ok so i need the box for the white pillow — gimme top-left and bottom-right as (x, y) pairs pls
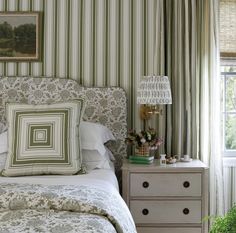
(80, 121), (115, 155)
(0, 131), (7, 154)
(82, 147), (114, 170)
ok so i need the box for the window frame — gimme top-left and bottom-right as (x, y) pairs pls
(221, 68), (236, 157)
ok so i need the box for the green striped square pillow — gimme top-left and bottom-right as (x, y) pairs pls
(2, 99), (84, 177)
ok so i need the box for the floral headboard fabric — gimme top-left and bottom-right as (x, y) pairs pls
(0, 77), (127, 178)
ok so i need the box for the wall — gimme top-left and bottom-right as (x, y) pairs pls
(0, 0), (165, 132)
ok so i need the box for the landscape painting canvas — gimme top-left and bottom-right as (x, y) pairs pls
(0, 12), (40, 61)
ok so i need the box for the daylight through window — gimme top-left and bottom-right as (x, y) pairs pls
(221, 64), (236, 156)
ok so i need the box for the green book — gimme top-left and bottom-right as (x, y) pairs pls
(129, 155), (154, 161)
(129, 158), (154, 164)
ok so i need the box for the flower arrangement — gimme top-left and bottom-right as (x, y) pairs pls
(125, 128), (163, 150)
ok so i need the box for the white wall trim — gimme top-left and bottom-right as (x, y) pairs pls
(223, 157), (236, 167)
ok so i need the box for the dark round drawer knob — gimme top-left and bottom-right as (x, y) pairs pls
(142, 181), (149, 188)
(183, 181), (190, 188)
(142, 209), (149, 215)
(183, 208), (190, 215)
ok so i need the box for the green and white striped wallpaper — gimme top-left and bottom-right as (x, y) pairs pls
(0, 0), (166, 131)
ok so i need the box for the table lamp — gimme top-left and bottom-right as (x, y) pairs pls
(137, 75), (172, 120)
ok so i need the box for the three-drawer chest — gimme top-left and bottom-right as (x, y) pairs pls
(122, 159), (209, 233)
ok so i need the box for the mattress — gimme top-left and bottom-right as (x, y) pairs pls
(0, 169), (119, 193)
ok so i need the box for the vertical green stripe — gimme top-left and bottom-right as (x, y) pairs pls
(105, 0), (109, 86)
(41, 0), (45, 75)
(67, 0), (71, 79)
(79, 0), (83, 84)
(29, 63), (31, 76)
(143, 0), (146, 75)
(32, 0), (34, 10)
(4, 0), (7, 79)
(54, 0), (58, 77)
(163, 0), (168, 73)
(29, 0), (33, 76)
(117, 0), (121, 86)
(3, 0), (6, 77)
(92, 0), (96, 85)
(3, 62), (6, 76)
(16, 0), (20, 77)
(17, 0), (20, 10)
(30, 0), (32, 11)
(130, 0), (134, 128)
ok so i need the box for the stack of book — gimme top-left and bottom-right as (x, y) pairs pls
(129, 155), (154, 164)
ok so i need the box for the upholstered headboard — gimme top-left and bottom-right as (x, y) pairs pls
(0, 77), (127, 179)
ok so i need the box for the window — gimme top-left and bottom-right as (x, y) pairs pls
(220, 0), (236, 158)
(221, 63), (236, 156)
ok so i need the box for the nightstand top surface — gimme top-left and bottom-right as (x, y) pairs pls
(122, 159), (208, 172)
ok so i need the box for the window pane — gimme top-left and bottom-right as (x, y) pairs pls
(221, 66), (236, 72)
(226, 75), (236, 111)
(221, 75), (224, 108)
(221, 64), (236, 155)
(225, 114), (236, 150)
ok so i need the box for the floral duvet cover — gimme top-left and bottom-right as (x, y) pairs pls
(0, 183), (137, 233)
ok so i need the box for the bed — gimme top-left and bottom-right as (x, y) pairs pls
(0, 76), (136, 233)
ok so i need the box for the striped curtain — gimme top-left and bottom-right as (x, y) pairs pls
(164, 0), (225, 217)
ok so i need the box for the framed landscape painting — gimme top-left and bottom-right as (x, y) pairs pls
(0, 12), (41, 61)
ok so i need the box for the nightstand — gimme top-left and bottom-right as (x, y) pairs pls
(122, 159), (209, 233)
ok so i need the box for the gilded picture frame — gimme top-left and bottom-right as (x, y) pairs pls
(0, 12), (41, 61)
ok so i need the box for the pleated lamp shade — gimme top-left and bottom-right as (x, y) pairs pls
(137, 75), (172, 105)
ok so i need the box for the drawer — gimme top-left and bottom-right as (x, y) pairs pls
(130, 173), (201, 197)
(137, 227), (202, 233)
(130, 200), (202, 224)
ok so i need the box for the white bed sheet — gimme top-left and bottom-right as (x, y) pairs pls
(0, 169), (119, 191)
(0, 157), (119, 192)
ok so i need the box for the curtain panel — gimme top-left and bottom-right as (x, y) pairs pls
(164, 0), (224, 217)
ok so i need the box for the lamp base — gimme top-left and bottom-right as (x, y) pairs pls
(139, 105), (162, 120)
